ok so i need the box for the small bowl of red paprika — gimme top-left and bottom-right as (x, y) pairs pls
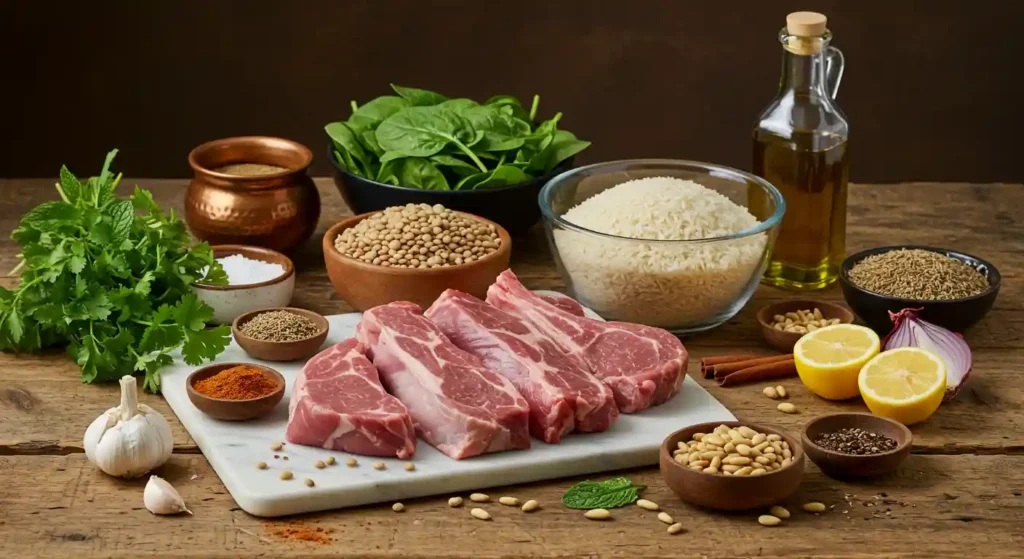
(187, 363), (285, 421)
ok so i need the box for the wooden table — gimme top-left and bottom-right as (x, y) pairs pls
(1, 179), (1022, 558)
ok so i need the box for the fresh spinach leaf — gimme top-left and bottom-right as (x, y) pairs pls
(472, 165), (531, 190)
(561, 477), (646, 510)
(439, 98), (480, 112)
(461, 106), (531, 152)
(348, 95), (409, 129)
(326, 122), (373, 176)
(528, 130), (591, 173)
(376, 106), (487, 172)
(484, 95), (531, 122)
(429, 154), (480, 173)
(359, 130), (384, 157)
(391, 158), (450, 190)
(391, 84), (448, 106)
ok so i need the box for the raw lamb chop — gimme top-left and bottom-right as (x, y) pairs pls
(539, 293), (588, 318)
(286, 339), (416, 458)
(425, 289), (618, 443)
(486, 270), (687, 413)
(356, 301), (531, 459)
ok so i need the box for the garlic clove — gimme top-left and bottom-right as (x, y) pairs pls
(144, 475), (193, 516)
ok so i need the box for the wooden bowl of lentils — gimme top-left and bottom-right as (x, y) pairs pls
(231, 307), (329, 361)
(322, 204), (512, 311)
(839, 246), (1000, 333)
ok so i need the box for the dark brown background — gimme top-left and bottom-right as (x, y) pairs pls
(2, 0), (1021, 181)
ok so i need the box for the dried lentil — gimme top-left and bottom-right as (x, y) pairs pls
(333, 203), (502, 269)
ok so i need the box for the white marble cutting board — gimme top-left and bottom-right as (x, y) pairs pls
(160, 295), (735, 517)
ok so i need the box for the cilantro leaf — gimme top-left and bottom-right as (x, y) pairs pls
(172, 293), (211, 331)
(182, 325), (231, 366)
(1, 309), (25, 344)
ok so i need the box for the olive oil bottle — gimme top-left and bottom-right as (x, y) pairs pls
(751, 12), (849, 290)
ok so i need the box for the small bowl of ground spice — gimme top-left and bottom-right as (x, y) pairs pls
(187, 363), (286, 420)
(801, 413), (912, 479)
(232, 307), (329, 362)
(840, 246), (1000, 333)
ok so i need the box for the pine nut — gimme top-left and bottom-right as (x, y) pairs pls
(784, 448), (793, 459)
(584, 508), (611, 520)
(770, 505), (791, 519)
(767, 434), (782, 442)
(704, 434), (726, 446)
(751, 433), (767, 446)
(710, 456), (723, 470)
(392, 502), (405, 512)
(755, 456), (771, 465)
(753, 441), (771, 452)
(657, 512), (674, 524)
(270, 442), (283, 451)
(723, 456), (751, 466)
(777, 403), (798, 414)
(667, 522), (685, 534)
(636, 499), (659, 511)
(736, 444), (752, 456)
(758, 515), (781, 526)
(692, 432), (706, 441)
(750, 468), (767, 476)
(762, 386), (779, 399)
(722, 464), (742, 473)
(775, 385), (788, 398)
(521, 500), (539, 512)
(471, 508), (491, 520)
(735, 466), (754, 476)
(675, 454), (688, 465)
(803, 502), (827, 513)
(677, 441), (688, 450)
(470, 493), (490, 503)
(499, 496), (519, 506)
(737, 426), (757, 438)
(691, 460), (710, 468)
(448, 496), (463, 507)
(724, 442), (736, 453)
(700, 450), (725, 460)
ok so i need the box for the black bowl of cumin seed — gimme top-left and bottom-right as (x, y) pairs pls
(839, 246), (1000, 333)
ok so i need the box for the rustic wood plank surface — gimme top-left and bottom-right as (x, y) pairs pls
(1, 179), (1021, 558)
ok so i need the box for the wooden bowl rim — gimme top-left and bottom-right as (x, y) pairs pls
(186, 362), (285, 404)
(801, 412), (913, 460)
(839, 245), (1001, 303)
(192, 245), (295, 291)
(755, 299), (855, 331)
(231, 307), (330, 346)
(661, 420), (804, 480)
(321, 211), (512, 277)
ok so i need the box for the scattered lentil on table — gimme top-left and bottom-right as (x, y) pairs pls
(192, 365), (277, 400)
(813, 428), (898, 455)
(239, 310), (321, 342)
(847, 248), (989, 300)
(333, 203), (502, 268)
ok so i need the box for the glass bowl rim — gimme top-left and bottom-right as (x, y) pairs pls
(538, 158), (787, 244)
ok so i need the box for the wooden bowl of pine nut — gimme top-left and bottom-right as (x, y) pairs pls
(756, 300), (855, 352)
(659, 421), (805, 511)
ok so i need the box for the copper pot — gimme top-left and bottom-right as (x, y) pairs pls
(186, 136), (321, 254)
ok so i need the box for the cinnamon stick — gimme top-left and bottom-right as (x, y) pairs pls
(700, 354), (760, 378)
(710, 354), (793, 380)
(717, 359), (798, 387)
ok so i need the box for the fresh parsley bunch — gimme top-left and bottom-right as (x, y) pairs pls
(0, 150), (231, 392)
(326, 84), (591, 190)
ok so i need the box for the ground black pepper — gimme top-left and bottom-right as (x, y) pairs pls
(813, 427), (898, 455)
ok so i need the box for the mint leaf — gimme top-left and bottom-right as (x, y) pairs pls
(22, 201), (79, 226)
(59, 166), (83, 204)
(562, 477), (646, 510)
(107, 199), (134, 243)
(96, 149), (119, 204)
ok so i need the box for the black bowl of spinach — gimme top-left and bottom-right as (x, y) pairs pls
(326, 84), (590, 236)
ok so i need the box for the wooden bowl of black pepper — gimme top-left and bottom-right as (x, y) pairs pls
(802, 413), (912, 479)
(232, 307), (329, 362)
(839, 246), (1000, 333)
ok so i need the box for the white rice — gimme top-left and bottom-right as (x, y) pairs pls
(553, 177), (767, 328)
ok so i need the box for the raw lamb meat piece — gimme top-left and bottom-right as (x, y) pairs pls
(286, 339), (416, 458)
(486, 270), (687, 413)
(425, 289), (618, 443)
(539, 293), (589, 318)
(356, 301), (531, 459)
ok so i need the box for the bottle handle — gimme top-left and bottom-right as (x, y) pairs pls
(825, 46), (845, 99)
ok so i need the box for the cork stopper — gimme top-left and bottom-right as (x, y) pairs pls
(786, 12), (827, 37)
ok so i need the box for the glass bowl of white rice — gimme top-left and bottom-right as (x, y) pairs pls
(539, 159), (785, 334)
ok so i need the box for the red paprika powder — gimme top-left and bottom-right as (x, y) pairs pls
(194, 365), (277, 400)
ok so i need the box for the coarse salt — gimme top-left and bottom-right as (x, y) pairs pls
(216, 254), (285, 285)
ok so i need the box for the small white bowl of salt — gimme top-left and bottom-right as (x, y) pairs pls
(192, 245), (295, 324)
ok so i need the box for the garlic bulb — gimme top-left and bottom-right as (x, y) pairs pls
(83, 375), (173, 478)
(144, 475), (192, 515)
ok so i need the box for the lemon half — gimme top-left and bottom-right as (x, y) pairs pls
(794, 324), (881, 400)
(858, 347), (946, 425)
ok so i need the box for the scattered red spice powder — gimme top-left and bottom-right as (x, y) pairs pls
(265, 524), (334, 544)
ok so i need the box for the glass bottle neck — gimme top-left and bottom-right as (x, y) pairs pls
(780, 48), (829, 96)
